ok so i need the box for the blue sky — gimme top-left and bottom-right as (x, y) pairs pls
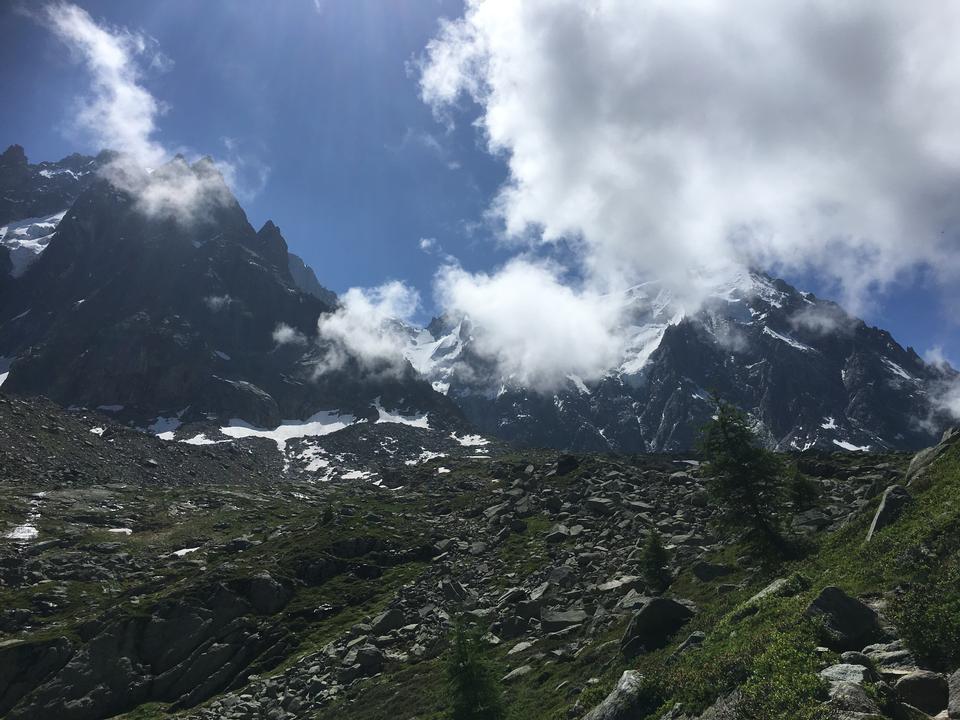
(1, 1), (509, 305)
(1, 0), (957, 364)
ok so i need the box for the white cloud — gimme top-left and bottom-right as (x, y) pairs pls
(42, 3), (266, 221)
(203, 294), (232, 311)
(789, 303), (857, 336)
(273, 323), (308, 346)
(314, 282), (421, 376)
(924, 345), (952, 370)
(435, 260), (626, 390)
(420, 0), (960, 317)
(45, 2), (165, 168)
(419, 237), (437, 252)
(921, 346), (960, 421)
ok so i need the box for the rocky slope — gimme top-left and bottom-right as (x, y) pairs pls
(3, 391), (959, 719)
(408, 273), (957, 453)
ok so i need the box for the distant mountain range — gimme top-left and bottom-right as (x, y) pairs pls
(1, 144), (955, 452)
(404, 273), (957, 452)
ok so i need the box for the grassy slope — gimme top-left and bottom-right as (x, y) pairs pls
(611, 444), (960, 720)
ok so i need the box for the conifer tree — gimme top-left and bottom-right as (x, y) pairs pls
(447, 619), (506, 720)
(700, 397), (790, 556)
(641, 528), (672, 592)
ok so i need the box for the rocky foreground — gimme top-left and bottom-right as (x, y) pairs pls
(1, 393), (960, 719)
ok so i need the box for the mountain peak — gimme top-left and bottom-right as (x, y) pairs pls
(1, 144), (27, 168)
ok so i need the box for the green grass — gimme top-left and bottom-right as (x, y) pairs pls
(595, 445), (960, 718)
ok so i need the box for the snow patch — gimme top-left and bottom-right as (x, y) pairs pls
(108, 528), (132, 535)
(373, 398), (430, 429)
(762, 326), (815, 352)
(148, 415), (182, 438)
(404, 449), (447, 465)
(171, 547), (200, 557)
(0, 210), (67, 277)
(182, 433), (222, 446)
(89, 426), (105, 436)
(450, 432), (490, 447)
(833, 439), (871, 452)
(820, 417), (837, 430)
(219, 410), (356, 451)
(5, 524), (38, 541)
(0, 356), (12, 388)
(882, 358), (916, 381)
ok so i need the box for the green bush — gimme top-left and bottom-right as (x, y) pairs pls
(738, 627), (834, 720)
(891, 554), (960, 668)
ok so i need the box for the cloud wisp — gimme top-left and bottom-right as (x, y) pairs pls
(313, 282), (422, 378)
(42, 2), (265, 221)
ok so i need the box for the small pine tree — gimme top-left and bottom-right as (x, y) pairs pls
(700, 397), (791, 557)
(641, 528), (672, 593)
(447, 620), (506, 720)
(787, 464), (818, 511)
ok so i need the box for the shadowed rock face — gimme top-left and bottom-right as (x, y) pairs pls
(0, 144), (110, 227)
(0, 150), (460, 429)
(804, 586), (883, 652)
(2, 580), (293, 720)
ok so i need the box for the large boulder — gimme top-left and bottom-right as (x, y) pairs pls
(620, 597), (696, 658)
(804, 587), (882, 651)
(906, 427), (960, 487)
(820, 663), (874, 685)
(239, 573), (292, 615)
(949, 669), (960, 719)
(583, 670), (651, 720)
(895, 670), (949, 716)
(370, 608), (406, 635)
(827, 681), (882, 715)
(866, 485), (912, 542)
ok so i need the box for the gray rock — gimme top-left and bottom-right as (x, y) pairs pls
(698, 690), (741, 720)
(243, 573), (292, 615)
(585, 497), (615, 515)
(905, 427), (959, 486)
(370, 608), (405, 635)
(804, 586), (882, 651)
(582, 670), (648, 720)
(546, 524), (571, 544)
(820, 663), (874, 685)
(827, 681), (882, 714)
(839, 651), (874, 668)
(949, 669), (960, 719)
(541, 608), (588, 633)
(894, 670), (948, 715)
(863, 640), (917, 669)
(866, 485), (912, 541)
(501, 665), (532, 683)
(620, 597), (696, 658)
